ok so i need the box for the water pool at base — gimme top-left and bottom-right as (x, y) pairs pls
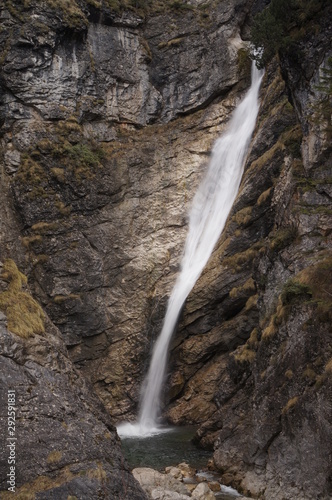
(120, 425), (241, 499)
(120, 425), (211, 471)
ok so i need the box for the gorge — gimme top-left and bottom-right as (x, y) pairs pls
(0, 0), (331, 499)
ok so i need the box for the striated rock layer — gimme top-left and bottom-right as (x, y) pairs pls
(166, 3), (332, 499)
(0, 0), (331, 499)
(0, 0), (253, 419)
(0, 260), (147, 498)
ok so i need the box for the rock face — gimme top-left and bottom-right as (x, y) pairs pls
(164, 4), (332, 500)
(0, 0), (252, 419)
(0, 0), (332, 499)
(0, 260), (147, 498)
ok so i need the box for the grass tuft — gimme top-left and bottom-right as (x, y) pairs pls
(0, 260), (45, 338)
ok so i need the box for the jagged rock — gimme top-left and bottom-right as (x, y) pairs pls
(191, 482), (215, 499)
(0, 263), (146, 499)
(0, 0), (331, 499)
(0, 0), (252, 421)
(133, 468), (190, 497)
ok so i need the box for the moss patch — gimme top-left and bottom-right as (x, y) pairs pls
(282, 396), (299, 414)
(229, 277), (256, 299)
(47, 450), (63, 464)
(223, 241), (265, 273)
(280, 279), (312, 306)
(269, 226), (297, 252)
(296, 257), (332, 323)
(0, 260), (45, 339)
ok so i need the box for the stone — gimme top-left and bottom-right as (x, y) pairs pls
(192, 482), (216, 499)
(150, 488), (191, 500)
(165, 466), (182, 479)
(0, 1), (331, 499)
(0, 287), (147, 498)
(208, 481), (221, 492)
(133, 468), (190, 497)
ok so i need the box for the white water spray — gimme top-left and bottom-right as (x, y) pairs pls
(118, 62), (264, 438)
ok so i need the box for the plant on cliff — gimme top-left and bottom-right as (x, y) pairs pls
(251, 0), (327, 68)
(0, 259), (45, 338)
(281, 279), (312, 306)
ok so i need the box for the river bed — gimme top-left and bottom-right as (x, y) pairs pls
(120, 425), (241, 499)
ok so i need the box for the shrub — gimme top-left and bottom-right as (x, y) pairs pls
(251, 0), (326, 68)
(0, 260), (45, 338)
(281, 279), (312, 306)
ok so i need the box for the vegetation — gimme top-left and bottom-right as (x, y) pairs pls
(234, 346), (256, 364)
(223, 241), (265, 273)
(229, 277), (256, 299)
(232, 206), (253, 227)
(281, 279), (312, 306)
(296, 257), (332, 323)
(0, 260), (45, 338)
(282, 396), (299, 414)
(251, 0), (327, 68)
(47, 451), (63, 464)
(269, 226), (297, 252)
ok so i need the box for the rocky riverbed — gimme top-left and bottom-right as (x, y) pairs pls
(132, 463), (250, 500)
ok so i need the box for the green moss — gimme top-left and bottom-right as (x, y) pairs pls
(234, 347), (256, 364)
(297, 257), (332, 322)
(269, 226), (297, 252)
(257, 187), (272, 206)
(31, 222), (60, 234)
(55, 201), (72, 217)
(223, 241), (265, 273)
(302, 366), (317, 381)
(229, 277), (256, 299)
(325, 358), (332, 375)
(53, 294), (81, 303)
(247, 141), (283, 176)
(281, 279), (312, 306)
(0, 260), (45, 339)
(22, 235), (43, 248)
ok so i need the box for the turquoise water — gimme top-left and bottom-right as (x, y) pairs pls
(120, 425), (212, 471)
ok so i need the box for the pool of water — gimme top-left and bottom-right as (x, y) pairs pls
(120, 425), (212, 471)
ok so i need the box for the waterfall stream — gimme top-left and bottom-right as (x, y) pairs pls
(118, 62), (264, 438)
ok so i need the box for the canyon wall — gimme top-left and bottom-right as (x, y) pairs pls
(0, 0), (331, 498)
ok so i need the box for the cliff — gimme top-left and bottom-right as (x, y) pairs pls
(0, 0), (331, 498)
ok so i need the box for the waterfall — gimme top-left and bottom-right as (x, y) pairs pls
(118, 62), (264, 438)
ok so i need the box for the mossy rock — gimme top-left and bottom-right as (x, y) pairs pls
(0, 259), (45, 339)
(281, 279), (312, 306)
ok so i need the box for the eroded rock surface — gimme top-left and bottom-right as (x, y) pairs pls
(0, 0), (253, 419)
(0, 0), (331, 499)
(165, 4), (332, 499)
(0, 260), (147, 499)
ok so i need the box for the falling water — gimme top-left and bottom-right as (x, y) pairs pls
(118, 62), (264, 438)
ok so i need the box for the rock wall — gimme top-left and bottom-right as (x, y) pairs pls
(165, 3), (332, 499)
(0, 260), (147, 498)
(0, 0), (253, 419)
(0, 0), (331, 499)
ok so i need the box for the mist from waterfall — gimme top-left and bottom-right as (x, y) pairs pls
(118, 62), (264, 438)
